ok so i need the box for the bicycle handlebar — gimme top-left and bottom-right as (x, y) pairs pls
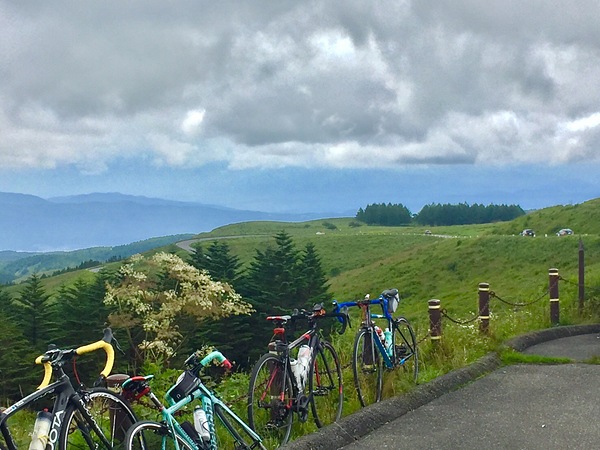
(333, 292), (395, 329)
(185, 349), (233, 376)
(35, 328), (116, 390)
(285, 303), (350, 334)
(199, 350), (233, 370)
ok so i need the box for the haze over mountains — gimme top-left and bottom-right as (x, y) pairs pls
(0, 192), (343, 252)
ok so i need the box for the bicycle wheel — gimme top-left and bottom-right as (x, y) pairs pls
(59, 388), (137, 450)
(352, 328), (382, 407)
(214, 403), (267, 450)
(125, 420), (195, 450)
(308, 341), (342, 428)
(392, 317), (419, 383)
(248, 353), (294, 448)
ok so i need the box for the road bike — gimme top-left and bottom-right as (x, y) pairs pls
(333, 289), (418, 407)
(247, 303), (349, 449)
(0, 328), (137, 450)
(122, 349), (266, 450)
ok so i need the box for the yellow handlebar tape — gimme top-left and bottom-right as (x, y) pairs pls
(76, 340), (115, 377)
(36, 340), (114, 390)
(35, 356), (53, 390)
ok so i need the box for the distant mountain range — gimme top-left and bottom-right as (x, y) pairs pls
(0, 192), (342, 252)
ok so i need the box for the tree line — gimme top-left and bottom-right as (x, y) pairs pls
(356, 202), (525, 226)
(0, 231), (331, 403)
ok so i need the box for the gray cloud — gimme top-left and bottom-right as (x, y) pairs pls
(2, 0), (600, 171)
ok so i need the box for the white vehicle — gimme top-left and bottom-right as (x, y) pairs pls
(556, 228), (573, 236)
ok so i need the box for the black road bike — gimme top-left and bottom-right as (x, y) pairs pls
(247, 303), (349, 448)
(0, 329), (137, 450)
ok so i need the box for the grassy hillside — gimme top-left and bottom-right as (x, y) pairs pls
(0, 234), (195, 284)
(7, 202), (600, 331)
(490, 198), (600, 236)
(188, 219), (599, 329)
(3, 202), (600, 447)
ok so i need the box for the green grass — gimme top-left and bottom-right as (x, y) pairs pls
(4, 200), (600, 447)
(499, 348), (572, 365)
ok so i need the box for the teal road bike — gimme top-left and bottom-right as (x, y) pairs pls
(333, 289), (418, 407)
(122, 350), (266, 450)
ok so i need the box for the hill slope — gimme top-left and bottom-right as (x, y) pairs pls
(0, 234), (195, 283)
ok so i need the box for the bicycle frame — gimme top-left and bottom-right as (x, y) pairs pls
(124, 350), (262, 450)
(1, 329), (121, 450)
(157, 381), (262, 450)
(0, 375), (110, 450)
(334, 295), (397, 369)
(268, 315), (319, 382)
(263, 310), (336, 421)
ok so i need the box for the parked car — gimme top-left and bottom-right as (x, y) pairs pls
(424, 230), (432, 235)
(556, 228), (573, 236)
(521, 229), (535, 237)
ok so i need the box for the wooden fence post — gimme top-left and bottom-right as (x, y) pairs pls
(428, 299), (442, 342)
(478, 283), (490, 334)
(549, 268), (560, 325)
(579, 239), (585, 315)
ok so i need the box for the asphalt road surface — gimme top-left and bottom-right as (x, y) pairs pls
(282, 326), (600, 450)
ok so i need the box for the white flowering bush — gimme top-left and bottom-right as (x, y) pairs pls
(104, 252), (253, 364)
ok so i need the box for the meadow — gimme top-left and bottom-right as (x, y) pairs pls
(3, 199), (600, 448)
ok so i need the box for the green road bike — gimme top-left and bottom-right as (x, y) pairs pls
(123, 350), (266, 450)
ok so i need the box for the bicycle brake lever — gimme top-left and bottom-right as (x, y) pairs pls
(112, 336), (125, 355)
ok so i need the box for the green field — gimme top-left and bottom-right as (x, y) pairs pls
(3, 200), (600, 447)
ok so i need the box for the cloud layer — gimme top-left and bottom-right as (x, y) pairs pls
(2, 1), (600, 173)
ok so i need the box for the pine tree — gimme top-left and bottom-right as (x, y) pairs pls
(190, 241), (242, 284)
(297, 242), (332, 308)
(12, 274), (55, 350)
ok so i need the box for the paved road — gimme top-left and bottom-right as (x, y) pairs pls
(176, 235), (267, 252)
(282, 325), (600, 450)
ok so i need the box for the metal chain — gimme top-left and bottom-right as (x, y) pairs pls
(559, 276), (600, 295)
(440, 308), (480, 325)
(489, 278), (556, 308)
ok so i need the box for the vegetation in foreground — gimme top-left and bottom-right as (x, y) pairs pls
(1, 199), (600, 447)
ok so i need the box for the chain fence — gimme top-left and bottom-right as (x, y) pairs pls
(559, 276), (600, 295)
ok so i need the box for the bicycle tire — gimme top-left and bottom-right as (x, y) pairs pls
(125, 420), (195, 450)
(58, 388), (137, 450)
(214, 403), (267, 450)
(308, 341), (343, 428)
(247, 353), (294, 449)
(352, 328), (383, 407)
(393, 317), (419, 383)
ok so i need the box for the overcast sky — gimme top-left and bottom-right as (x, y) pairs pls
(1, 1), (599, 214)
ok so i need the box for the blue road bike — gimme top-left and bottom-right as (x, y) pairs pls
(122, 350), (266, 450)
(333, 289), (418, 407)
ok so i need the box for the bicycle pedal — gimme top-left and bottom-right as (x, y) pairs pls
(295, 394), (310, 422)
(361, 364), (377, 374)
(395, 344), (408, 357)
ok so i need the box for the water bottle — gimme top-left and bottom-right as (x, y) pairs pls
(29, 410), (52, 450)
(193, 406), (210, 442)
(297, 345), (312, 373)
(295, 345), (312, 389)
(374, 326), (385, 344)
(290, 358), (302, 388)
(384, 328), (393, 357)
